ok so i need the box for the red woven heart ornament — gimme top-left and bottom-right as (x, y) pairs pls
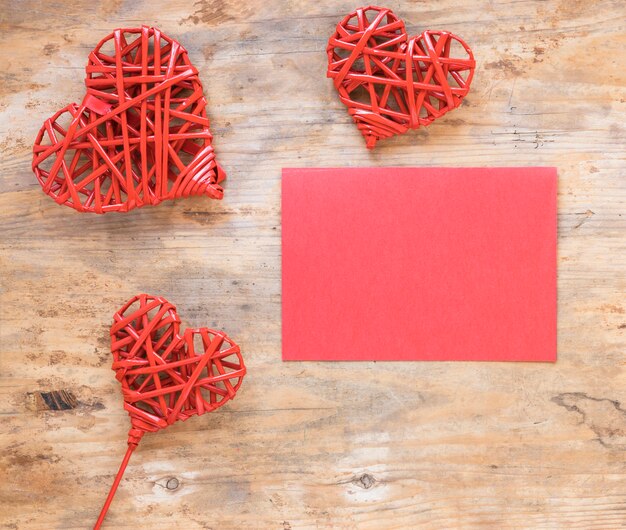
(95, 294), (245, 529)
(33, 26), (226, 213)
(327, 6), (476, 148)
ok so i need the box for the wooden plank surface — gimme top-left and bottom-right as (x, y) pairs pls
(0, 0), (625, 528)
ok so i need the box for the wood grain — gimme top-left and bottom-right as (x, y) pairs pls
(0, 0), (625, 528)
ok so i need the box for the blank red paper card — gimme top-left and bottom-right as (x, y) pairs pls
(282, 167), (557, 362)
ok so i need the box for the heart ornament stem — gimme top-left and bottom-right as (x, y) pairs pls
(95, 294), (246, 529)
(327, 6), (476, 148)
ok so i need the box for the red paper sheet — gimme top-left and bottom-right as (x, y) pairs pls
(282, 167), (557, 362)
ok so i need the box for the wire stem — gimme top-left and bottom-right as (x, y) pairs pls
(94, 443), (137, 529)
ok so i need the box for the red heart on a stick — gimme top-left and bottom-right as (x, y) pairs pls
(96, 294), (245, 528)
(33, 26), (225, 213)
(327, 6), (476, 148)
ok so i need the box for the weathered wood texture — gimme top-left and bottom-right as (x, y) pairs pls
(1, 0), (625, 528)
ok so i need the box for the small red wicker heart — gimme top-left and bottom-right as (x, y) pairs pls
(327, 6), (476, 148)
(33, 26), (225, 213)
(96, 294), (245, 528)
(110, 294), (245, 443)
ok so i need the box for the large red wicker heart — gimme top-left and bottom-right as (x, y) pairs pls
(32, 26), (225, 213)
(110, 294), (245, 443)
(327, 6), (476, 148)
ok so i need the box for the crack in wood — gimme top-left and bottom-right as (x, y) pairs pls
(552, 392), (626, 448)
(25, 389), (105, 412)
(35, 390), (77, 411)
(573, 209), (594, 229)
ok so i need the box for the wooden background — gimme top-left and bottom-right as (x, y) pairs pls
(1, 0), (625, 528)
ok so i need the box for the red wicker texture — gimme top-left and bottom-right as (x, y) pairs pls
(95, 294), (245, 528)
(111, 294), (245, 442)
(33, 26), (225, 213)
(327, 6), (476, 148)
